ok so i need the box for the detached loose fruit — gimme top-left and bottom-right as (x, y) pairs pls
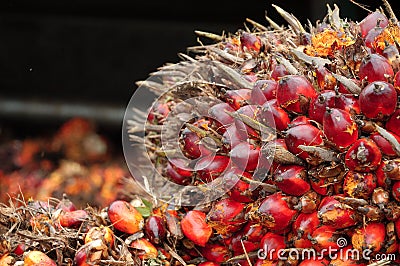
(107, 200), (144, 234)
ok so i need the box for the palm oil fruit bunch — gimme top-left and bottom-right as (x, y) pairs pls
(126, 1), (400, 265)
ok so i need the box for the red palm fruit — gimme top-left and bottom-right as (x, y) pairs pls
(298, 258), (330, 266)
(230, 142), (260, 172)
(334, 93), (361, 115)
(130, 238), (158, 259)
(223, 89), (252, 110)
(395, 218), (400, 239)
(309, 225), (341, 253)
(107, 200), (144, 234)
(271, 63), (288, 81)
(289, 115), (311, 126)
(345, 138), (382, 172)
(198, 262), (220, 266)
(181, 130), (213, 159)
(375, 161), (392, 189)
(84, 226), (114, 248)
(230, 222), (267, 254)
(13, 243), (26, 256)
(343, 171), (376, 199)
(208, 102), (235, 133)
(297, 191), (320, 213)
(222, 121), (248, 148)
(310, 177), (330, 195)
(59, 209), (88, 228)
(240, 31), (262, 52)
(318, 196), (358, 229)
(200, 243), (231, 263)
(252, 192), (297, 231)
(273, 165), (310, 196)
(338, 78), (361, 94)
(0, 254), (14, 265)
(370, 131), (400, 157)
(382, 43), (399, 63)
(55, 193), (77, 212)
(207, 198), (246, 235)
(394, 70), (400, 94)
(329, 245), (365, 266)
(147, 102), (170, 124)
(165, 209), (184, 239)
(260, 232), (286, 261)
(392, 181), (400, 202)
(315, 65), (337, 90)
(385, 109), (400, 137)
(365, 25), (384, 51)
(358, 11), (389, 38)
(352, 222), (386, 252)
(223, 168), (254, 203)
(323, 108), (358, 150)
(144, 215), (167, 245)
(292, 212), (320, 247)
(308, 90), (336, 124)
(181, 210), (212, 247)
(195, 155), (230, 182)
(250, 79), (278, 105)
(259, 99), (290, 131)
(285, 124), (323, 161)
(276, 75), (317, 114)
(358, 54), (394, 83)
(359, 81), (397, 120)
(165, 160), (192, 185)
(24, 250), (57, 266)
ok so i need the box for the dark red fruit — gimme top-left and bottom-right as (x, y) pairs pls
(318, 196), (358, 229)
(292, 212), (320, 248)
(207, 198), (246, 235)
(59, 209), (88, 228)
(55, 193), (77, 212)
(250, 192), (297, 231)
(352, 222), (386, 252)
(285, 124), (323, 161)
(276, 75), (317, 114)
(271, 63), (288, 80)
(260, 232), (286, 261)
(230, 142), (260, 172)
(298, 258), (330, 266)
(259, 99), (290, 131)
(345, 138), (382, 172)
(223, 89), (252, 110)
(394, 70), (400, 94)
(230, 222), (267, 255)
(359, 11), (389, 38)
(335, 93), (361, 115)
(289, 115), (311, 127)
(144, 215), (167, 245)
(365, 24), (384, 52)
(343, 171), (376, 199)
(358, 54), (394, 83)
(222, 121), (248, 148)
(323, 108), (358, 150)
(195, 155), (230, 182)
(223, 168), (254, 203)
(181, 210), (212, 247)
(315, 65), (337, 90)
(250, 79), (278, 105)
(208, 102), (235, 132)
(240, 31), (262, 52)
(308, 90), (336, 124)
(273, 165), (310, 196)
(359, 81), (397, 120)
(200, 242), (231, 263)
(310, 177), (330, 196)
(370, 131), (400, 157)
(386, 109), (400, 137)
(165, 159), (192, 185)
(393, 181), (400, 202)
(309, 225), (341, 253)
(181, 130), (213, 159)
(147, 102), (170, 124)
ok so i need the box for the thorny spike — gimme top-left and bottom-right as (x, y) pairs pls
(245, 17), (268, 31)
(272, 4), (306, 34)
(265, 11), (283, 31)
(382, 0), (398, 22)
(194, 30), (223, 42)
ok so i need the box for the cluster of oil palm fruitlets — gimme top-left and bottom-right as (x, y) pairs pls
(125, 2), (400, 266)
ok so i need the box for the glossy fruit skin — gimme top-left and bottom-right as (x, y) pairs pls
(259, 99), (290, 131)
(276, 75), (317, 114)
(130, 238), (158, 259)
(84, 226), (114, 248)
(55, 193), (77, 212)
(370, 132), (400, 157)
(200, 242), (231, 263)
(352, 222), (386, 252)
(240, 31), (262, 52)
(207, 198), (246, 235)
(107, 200), (144, 234)
(359, 54), (394, 83)
(359, 81), (397, 120)
(208, 102), (235, 132)
(181, 130), (213, 159)
(394, 70), (400, 94)
(181, 210), (212, 247)
(273, 165), (310, 196)
(298, 258), (330, 266)
(343, 171), (376, 199)
(386, 109), (400, 137)
(260, 232), (286, 261)
(323, 108), (358, 150)
(309, 225), (341, 253)
(359, 11), (389, 38)
(393, 181), (400, 202)
(308, 90), (336, 124)
(318, 196), (358, 229)
(291, 212), (320, 248)
(144, 215), (167, 245)
(195, 155), (230, 182)
(59, 209), (89, 228)
(222, 168), (254, 203)
(230, 222), (267, 255)
(315, 66), (337, 90)
(271, 63), (288, 80)
(223, 89), (252, 110)
(250, 79), (278, 105)
(165, 161), (192, 185)
(24, 250), (57, 266)
(345, 138), (382, 172)
(285, 124), (323, 161)
(253, 192), (297, 231)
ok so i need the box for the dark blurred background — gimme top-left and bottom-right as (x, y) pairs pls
(0, 0), (399, 141)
